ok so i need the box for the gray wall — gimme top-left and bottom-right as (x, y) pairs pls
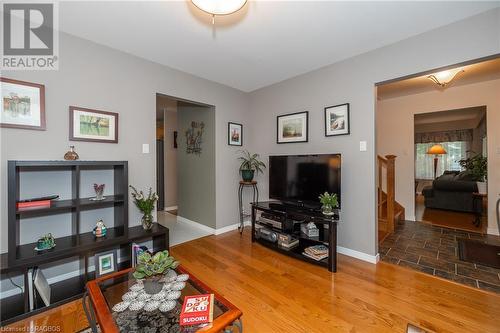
(248, 8), (500, 256)
(177, 104), (216, 228)
(0, 30), (251, 254)
(164, 110), (178, 208)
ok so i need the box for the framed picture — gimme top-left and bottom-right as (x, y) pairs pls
(277, 111), (308, 144)
(228, 122), (243, 146)
(94, 250), (117, 278)
(325, 103), (350, 137)
(0, 77), (46, 130)
(69, 106), (118, 143)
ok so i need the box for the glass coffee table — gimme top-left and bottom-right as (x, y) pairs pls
(83, 266), (242, 333)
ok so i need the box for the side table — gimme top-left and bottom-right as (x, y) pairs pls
(472, 192), (486, 228)
(238, 181), (259, 233)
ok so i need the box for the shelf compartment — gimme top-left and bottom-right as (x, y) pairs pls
(78, 194), (125, 210)
(255, 238), (328, 268)
(14, 226), (127, 266)
(16, 199), (75, 217)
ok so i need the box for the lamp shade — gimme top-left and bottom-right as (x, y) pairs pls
(191, 0), (247, 16)
(426, 144), (447, 155)
(427, 68), (464, 87)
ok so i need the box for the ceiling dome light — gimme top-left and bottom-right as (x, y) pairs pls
(191, 0), (247, 23)
(427, 68), (464, 87)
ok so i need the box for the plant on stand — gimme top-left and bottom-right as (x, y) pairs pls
(238, 150), (266, 182)
(133, 250), (179, 294)
(459, 154), (488, 194)
(130, 185), (159, 230)
(318, 192), (339, 216)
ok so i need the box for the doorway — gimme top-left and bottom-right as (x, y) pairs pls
(414, 107), (487, 233)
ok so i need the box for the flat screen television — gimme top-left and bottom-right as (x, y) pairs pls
(269, 154), (341, 208)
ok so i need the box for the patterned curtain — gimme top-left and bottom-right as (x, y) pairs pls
(415, 129), (473, 144)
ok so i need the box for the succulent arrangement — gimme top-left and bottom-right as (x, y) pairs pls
(133, 250), (179, 280)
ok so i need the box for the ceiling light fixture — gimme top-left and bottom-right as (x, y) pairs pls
(191, 0), (247, 24)
(427, 68), (464, 87)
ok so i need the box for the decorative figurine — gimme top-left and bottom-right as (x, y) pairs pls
(93, 219), (107, 238)
(35, 233), (56, 251)
(64, 146), (79, 160)
(90, 183), (105, 201)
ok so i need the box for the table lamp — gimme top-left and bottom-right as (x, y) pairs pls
(426, 144), (447, 179)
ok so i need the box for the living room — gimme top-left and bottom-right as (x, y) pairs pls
(1, 2), (500, 332)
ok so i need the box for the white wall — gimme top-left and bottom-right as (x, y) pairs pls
(0, 31), (251, 254)
(377, 78), (500, 235)
(249, 9), (500, 256)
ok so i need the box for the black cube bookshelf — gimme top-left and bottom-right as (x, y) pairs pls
(1, 160), (169, 325)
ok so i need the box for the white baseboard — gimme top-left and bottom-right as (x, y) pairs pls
(177, 215), (251, 236)
(337, 246), (379, 264)
(164, 206), (178, 211)
(177, 216), (216, 234)
(214, 221), (251, 235)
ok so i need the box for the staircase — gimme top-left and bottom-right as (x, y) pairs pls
(378, 155), (405, 243)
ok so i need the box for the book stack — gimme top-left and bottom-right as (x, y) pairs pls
(180, 294), (214, 326)
(303, 245), (329, 261)
(278, 233), (299, 250)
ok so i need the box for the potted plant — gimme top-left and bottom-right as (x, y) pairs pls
(459, 154), (487, 194)
(318, 192), (339, 216)
(130, 185), (159, 230)
(238, 150), (266, 182)
(133, 250), (179, 294)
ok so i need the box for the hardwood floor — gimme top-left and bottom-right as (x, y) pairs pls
(5, 228), (500, 332)
(415, 194), (487, 233)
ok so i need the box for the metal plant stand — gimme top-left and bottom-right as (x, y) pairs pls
(238, 181), (259, 234)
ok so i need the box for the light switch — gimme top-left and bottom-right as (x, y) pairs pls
(142, 144), (150, 154)
(359, 141), (367, 152)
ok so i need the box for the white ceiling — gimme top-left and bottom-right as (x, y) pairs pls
(59, 1), (500, 92)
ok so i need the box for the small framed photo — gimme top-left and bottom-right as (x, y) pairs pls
(228, 122), (243, 146)
(69, 106), (118, 143)
(1, 77), (46, 130)
(277, 111), (308, 144)
(325, 103), (350, 137)
(94, 250), (117, 278)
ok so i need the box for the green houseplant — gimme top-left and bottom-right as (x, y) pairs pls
(133, 250), (179, 294)
(318, 192), (339, 216)
(130, 185), (159, 230)
(238, 150), (266, 182)
(459, 154), (487, 194)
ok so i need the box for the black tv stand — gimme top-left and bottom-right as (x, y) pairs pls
(251, 201), (338, 272)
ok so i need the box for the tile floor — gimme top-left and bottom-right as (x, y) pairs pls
(379, 220), (500, 293)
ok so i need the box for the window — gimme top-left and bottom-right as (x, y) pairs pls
(415, 141), (468, 180)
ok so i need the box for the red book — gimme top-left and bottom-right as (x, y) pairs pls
(17, 200), (52, 209)
(180, 294), (214, 326)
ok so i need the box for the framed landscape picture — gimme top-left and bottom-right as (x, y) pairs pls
(228, 122), (242, 146)
(94, 250), (117, 278)
(325, 103), (350, 137)
(0, 77), (46, 130)
(69, 106), (118, 143)
(277, 111), (308, 144)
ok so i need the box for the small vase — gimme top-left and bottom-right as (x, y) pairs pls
(142, 213), (154, 230)
(321, 204), (334, 216)
(143, 276), (163, 295)
(64, 146), (79, 160)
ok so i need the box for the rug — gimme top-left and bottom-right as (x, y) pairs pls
(458, 238), (500, 269)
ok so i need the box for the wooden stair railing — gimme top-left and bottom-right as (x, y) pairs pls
(378, 155), (397, 234)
